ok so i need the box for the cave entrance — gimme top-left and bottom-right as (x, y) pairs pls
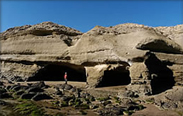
(28, 64), (86, 82)
(145, 52), (175, 95)
(97, 66), (131, 87)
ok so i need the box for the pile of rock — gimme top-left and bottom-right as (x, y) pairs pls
(50, 83), (144, 116)
(0, 81), (52, 101)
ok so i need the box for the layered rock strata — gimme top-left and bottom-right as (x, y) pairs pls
(1, 22), (183, 96)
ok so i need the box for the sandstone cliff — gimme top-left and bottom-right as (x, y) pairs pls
(1, 22), (183, 96)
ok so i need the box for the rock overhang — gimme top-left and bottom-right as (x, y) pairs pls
(1, 22), (183, 96)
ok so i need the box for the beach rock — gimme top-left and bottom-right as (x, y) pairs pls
(20, 93), (37, 99)
(0, 81), (4, 86)
(0, 87), (7, 94)
(60, 95), (73, 102)
(97, 106), (123, 116)
(64, 84), (73, 90)
(10, 76), (24, 82)
(0, 93), (11, 98)
(58, 84), (73, 90)
(0, 100), (6, 105)
(15, 90), (25, 96)
(26, 86), (44, 93)
(55, 88), (63, 96)
(31, 81), (48, 88)
(31, 93), (52, 101)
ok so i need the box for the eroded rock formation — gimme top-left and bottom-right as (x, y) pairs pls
(1, 22), (183, 97)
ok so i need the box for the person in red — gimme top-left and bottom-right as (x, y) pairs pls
(64, 72), (67, 84)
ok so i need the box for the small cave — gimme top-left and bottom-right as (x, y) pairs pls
(28, 64), (86, 82)
(145, 52), (175, 95)
(97, 66), (131, 87)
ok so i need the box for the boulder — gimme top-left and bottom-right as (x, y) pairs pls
(0, 93), (12, 98)
(20, 93), (37, 99)
(60, 95), (73, 102)
(96, 106), (123, 116)
(64, 84), (73, 90)
(31, 93), (52, 101)
(26, 86), (44, 93)
(11, 85), (21, 91)
(10, 76), (24, 82)
(0, 87), (7, 94)
(15, 90), (25, 96)
(31, 81), (48, 88)
(0, 100), (6, 105)
(55, 88), (63, 96)
(85, 64), (108, 88)
(0, 81), (4, 86)
(58, 84), (73, 90)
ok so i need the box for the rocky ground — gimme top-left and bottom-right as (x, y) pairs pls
(1, 78), (182, 116)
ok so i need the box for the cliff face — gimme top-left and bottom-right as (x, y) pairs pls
(1, 22), (183, 95)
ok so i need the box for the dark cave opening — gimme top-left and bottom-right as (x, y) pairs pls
(145, 52), (175, 95)
(28, 64), (86, 82)
(97, 67), (131, 87)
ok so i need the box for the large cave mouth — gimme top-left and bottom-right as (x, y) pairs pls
(145, 52), (175, 95)
(28, 64), (86, 82)
(97, 67), (131, 87)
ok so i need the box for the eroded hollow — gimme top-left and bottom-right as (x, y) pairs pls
(97, 66), (131, 87)
(145, 52), (175, 94)
(28, 64), (86, 82)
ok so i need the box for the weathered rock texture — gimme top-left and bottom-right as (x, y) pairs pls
(1, 22), (183, 96)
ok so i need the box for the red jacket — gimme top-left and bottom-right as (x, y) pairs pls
(64, 74), (67, 79)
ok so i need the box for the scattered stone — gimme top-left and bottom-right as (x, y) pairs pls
(15, 90), (25, 96)
(64, 84), (73, 90)
(0, 81), (4, 86)
(96, 106), (123, 116)
(8, 80), (13, 84)
(60, 101), (68, 107)
(11, 85), (21, 91)
(0, 87), (7, 93)
(20, 93), (37, 99)
(0, 100), (6, 105)
(31, 81), (48, 88)
(9, 85), (19, 91)
(10, 76), (24, 82)
(31, 93), (52, 101)
(5, 85), (12, 90)
(89, 103), (99, 109)
(58, 84), (73, 90)
(60, 95), (73, 102)
(55, 88), (63, 96)
(0, 92), (12, 98)
(70, 87), (77, 92)
(123, 90), (139, 98)
(26, 86), (44, 93)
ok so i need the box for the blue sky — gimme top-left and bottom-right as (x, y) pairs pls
(1, 0), (182, 33)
